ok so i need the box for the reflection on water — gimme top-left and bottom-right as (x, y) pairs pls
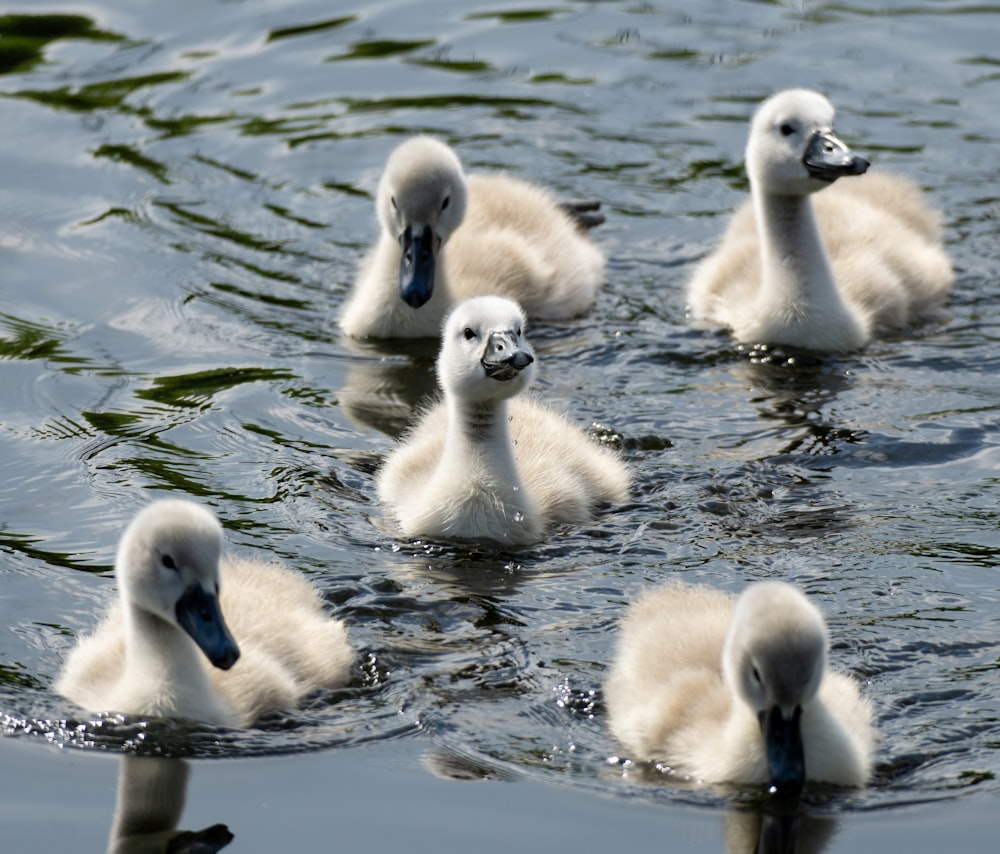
(338, 337), (441, 438)
(724, 809), (837, 854)
(109, 757), (232, 854)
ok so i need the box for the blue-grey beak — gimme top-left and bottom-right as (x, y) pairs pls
(802, 130), (869, 182)
(399, 224), (436, 308)
(175, 584), (240, 671)
(760, 705), (806, 794)
(481, 331), (534, 381)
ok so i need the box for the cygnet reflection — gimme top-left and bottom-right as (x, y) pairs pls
(108, 756), (232, 854)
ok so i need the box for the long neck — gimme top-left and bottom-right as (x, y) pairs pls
(755, 191), (840, 308)
(441, 397), (523, 489)
(749, 188), (867, 351)
(122, 605), (215, 706)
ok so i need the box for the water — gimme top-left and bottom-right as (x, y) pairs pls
(1, 0), (998, 850)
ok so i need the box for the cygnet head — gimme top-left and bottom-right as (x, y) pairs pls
(722, 581), (829, 793)
(118, 499), (240, 670)
(376, 136), (470, 309)
(438, 296), (536, 405)
(746, 89), (869, 197)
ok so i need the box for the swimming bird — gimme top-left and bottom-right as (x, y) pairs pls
(686, 88), (953, 352)
(377, 295), (630, 544)
(605, 581), (874, 790)
(339, 136), (606, 338)
(56, 499), (352, 727)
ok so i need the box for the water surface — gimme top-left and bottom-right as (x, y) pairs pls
(1, 1), (998, 850)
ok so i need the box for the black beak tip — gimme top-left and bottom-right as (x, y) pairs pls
(511, 351), (534, 369)
(212, 646), (241, 671)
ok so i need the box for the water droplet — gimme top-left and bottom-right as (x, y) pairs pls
(513, 511), (524, 522)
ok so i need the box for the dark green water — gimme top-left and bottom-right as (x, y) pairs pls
(1, 1), (998, 851)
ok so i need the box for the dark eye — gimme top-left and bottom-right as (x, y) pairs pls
(463, 327), (476, 340)
(515, 326), (522, 337)
(779, 123), (795, 137)
(161, 554), (177, 571)
(442, 195), (450, 211)
(751, 666), (762, 684)
(390, 196), (397, 210)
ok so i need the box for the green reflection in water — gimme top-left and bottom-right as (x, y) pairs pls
(83, 409), (143, 436)
(209, 282), (312, 311)
(408, 56), (494, 74)
(339, 93), (572, 115)
(93, 143), (170, 183)
(135, 367), (298, 410)
(466, 8), (565, 23)
(0, 530), (87, 572)
(328, 39), (436, 62)
(0, 13), (122, 76)
(154, 199), (322, 265)
(10, 71), (190, 114)
(0, 313), (89, 369)
(267, 15), (356, 43)
(529, 73), (595, 85)
(0, 663), (46, 691)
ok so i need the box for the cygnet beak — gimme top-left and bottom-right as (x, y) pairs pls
(399, 224), (436, 308)
(481, 330), (534, 381)
(759, 704), (806, 795)
(175, 584), (241, 671)
(802, 130), (869, 182)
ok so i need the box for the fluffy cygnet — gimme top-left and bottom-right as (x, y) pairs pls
(605, 581), (875, 791)
(56, 499), (352, 727)
(377, 295), (630, 544)
(687, 88), (953, 352)
(339, 136), (606, 338)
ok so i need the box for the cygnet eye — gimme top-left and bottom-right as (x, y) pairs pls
(390, 196), (397, 210)
(463, 326), (476, 341)
(779, 123), (796, 137)
(751, 666), (762, 685)
(442, 195), (450, 211)
(515, 326), (522, 337)
(161, 554), (177, 571)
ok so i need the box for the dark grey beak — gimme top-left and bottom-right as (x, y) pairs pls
(481, 330), (534, 381)
(759, 705), (806, 794)
(399, 224), (436, 308)
(802, 130), (869, 182)
(175, 584), (240, 671)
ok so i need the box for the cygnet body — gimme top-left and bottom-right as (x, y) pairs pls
(56, 499), (352, 727)
(377, 296), (629, 544)
(340, 136), (605, 338)
(687, 88), (952, 352)
(605, 581), (874, 790)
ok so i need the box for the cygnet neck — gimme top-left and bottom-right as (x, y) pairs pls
(754, 190), (840, 308)
(446, 396), (517, 459)
(122, 603), (213, 694)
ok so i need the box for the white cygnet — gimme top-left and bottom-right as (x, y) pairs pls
(687, 88), (953, 352)
(377, 295), (630, 544)
(605, 580), (875, 790)
(56, 499), (352, 727)
(339, 136), (606, 338)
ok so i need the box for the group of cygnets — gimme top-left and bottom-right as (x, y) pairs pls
(58, 88), (953, 795)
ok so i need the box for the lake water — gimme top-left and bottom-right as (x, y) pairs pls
(1, 0), (998, 851)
